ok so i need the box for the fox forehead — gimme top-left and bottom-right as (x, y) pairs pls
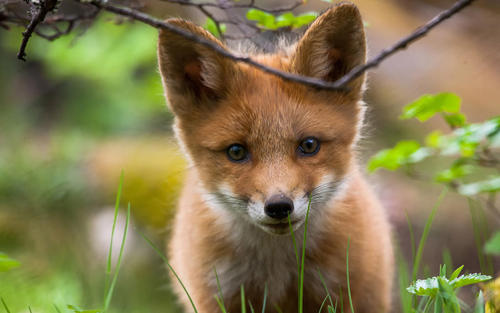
(190, 55), (360, 154)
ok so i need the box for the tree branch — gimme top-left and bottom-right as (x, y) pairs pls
(17, 0), (59, 61)
(332, 0), (476, 88)
(89, 0), (477, 91)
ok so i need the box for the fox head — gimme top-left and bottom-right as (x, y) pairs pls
(158, 3), (366, 235)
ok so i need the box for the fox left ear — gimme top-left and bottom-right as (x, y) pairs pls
(290, 2), (366, 96)
(158, 19), (236, 117)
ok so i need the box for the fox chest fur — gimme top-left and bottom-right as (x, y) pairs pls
(158, 2), (393, 313)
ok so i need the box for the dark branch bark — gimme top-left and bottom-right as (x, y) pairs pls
(332, 0), (476, 88)
(17, 0), (59, 60)
(160, 0), (304, 13)
(9, 0), (477, 89)
(90, 0), (477, 91)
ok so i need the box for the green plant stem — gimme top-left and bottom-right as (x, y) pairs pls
(412, 188), (448, 282)
(346, 238), (355, 313)
(103, 203), (130, 312)
(298, 196), (312, 313)
(104, 170), (124, 302)
(138, 230), (199, 313)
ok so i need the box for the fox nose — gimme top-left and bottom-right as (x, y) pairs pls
(264, 194), (294, 220)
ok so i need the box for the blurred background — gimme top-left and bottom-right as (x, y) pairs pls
(0, 0), (499, 312)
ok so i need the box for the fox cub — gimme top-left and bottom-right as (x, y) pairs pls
(157, 2), (393, 313)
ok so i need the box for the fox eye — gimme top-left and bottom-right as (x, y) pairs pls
(227, 144), (248, 162)
(298, 137), (320, 156)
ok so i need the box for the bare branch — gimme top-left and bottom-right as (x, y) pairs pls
(17, 0), (60, 60)
(91, 0), (342, 90)
(159, 0), (304, 13)
(5, 0), (477, 89)
(332, 0), (476, 88)
(89, 0), (477, 91)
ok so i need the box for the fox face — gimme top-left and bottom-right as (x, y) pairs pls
(158, 3), (366, 235)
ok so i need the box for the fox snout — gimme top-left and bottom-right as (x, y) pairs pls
(264, 194), (294, 220)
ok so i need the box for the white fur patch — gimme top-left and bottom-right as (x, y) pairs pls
(199, 173), (348, 305)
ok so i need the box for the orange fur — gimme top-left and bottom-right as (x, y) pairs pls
(158, 2), (393, 312)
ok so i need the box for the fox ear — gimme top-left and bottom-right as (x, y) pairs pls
(158, 19), (235, 114)
(290, 3), (366, 95)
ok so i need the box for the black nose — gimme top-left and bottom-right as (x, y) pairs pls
(264, 194), (294, 220)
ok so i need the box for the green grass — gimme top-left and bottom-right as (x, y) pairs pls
(1, 178), (494, 313)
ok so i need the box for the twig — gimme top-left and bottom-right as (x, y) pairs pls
(160, 0), (304, 13)
(91, 0), (343, 90)
(89, 0), (477, 91)
(11, 0), (477, 90)
(17, 0), (59, 60)
(332, 0), (476, 88)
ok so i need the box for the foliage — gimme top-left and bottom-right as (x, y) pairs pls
(203, 18), (227, 38)
(0, 253), (20, 272)
(246, 9), (317, 30)
(368, 93), (500, 198)
(407, 265), (491, 313)
(484, 232), (500, 255)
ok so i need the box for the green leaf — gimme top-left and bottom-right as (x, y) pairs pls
(458, 176), (500, 196)
(247, 10), (317, 30)
(367, 140), (427, 172)
(246, 9), (277, 29)
(434, 164), (473, 183)
(400, 93), (461, 122)
(484, 231), (500, 255)
(450, 273), (491, 288)
(292, 12), (317, 28)
(67, 305), (101, 313)
(449, 265), (464, 281)
(275, 12), (295, 28)
(407, 277), (440, 296)
(408, 272), (491, 297)
(453, 117), (500, 152)
(0, 253), (20, 272)
(437, 277), (460, 313)
(425, 130), (442, 148)
(443, 113), (466, 128)
(203, 18), (226, 38)
(474, 291), (485, 313)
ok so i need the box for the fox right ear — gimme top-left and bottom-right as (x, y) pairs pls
(158, 19), (235, 116)
(290, 3), (366, 97)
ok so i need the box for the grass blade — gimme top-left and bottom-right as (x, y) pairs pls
(103, 202), (130, 312)
(412, 187), (448, 282)
(215, 296), (227, 313)
(404, 209), (416, 261)
(318, 295), (329, 313)
(248, 301), (255, 313)
(261, 284), (268, 313)
(241, 285), (246, 313)
(395, 244), (412, 313)
(346, 238), (355, 313)
(468, 198), (487, 274)
(138, 229), (199, 313)
(213, 267), (227, 313)
(298, 195), (312, 313)
(105, 170), (124, 301)
(338, 286), (343, 313)
(317, 268), (334, 308)
(288, 214), (300, 274)
(53, 304), (62, 313)
(1, 298), (11, 313)
(29, 306), (33, 313)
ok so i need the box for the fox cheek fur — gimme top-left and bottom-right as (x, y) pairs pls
(158, 2), (393, 313)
